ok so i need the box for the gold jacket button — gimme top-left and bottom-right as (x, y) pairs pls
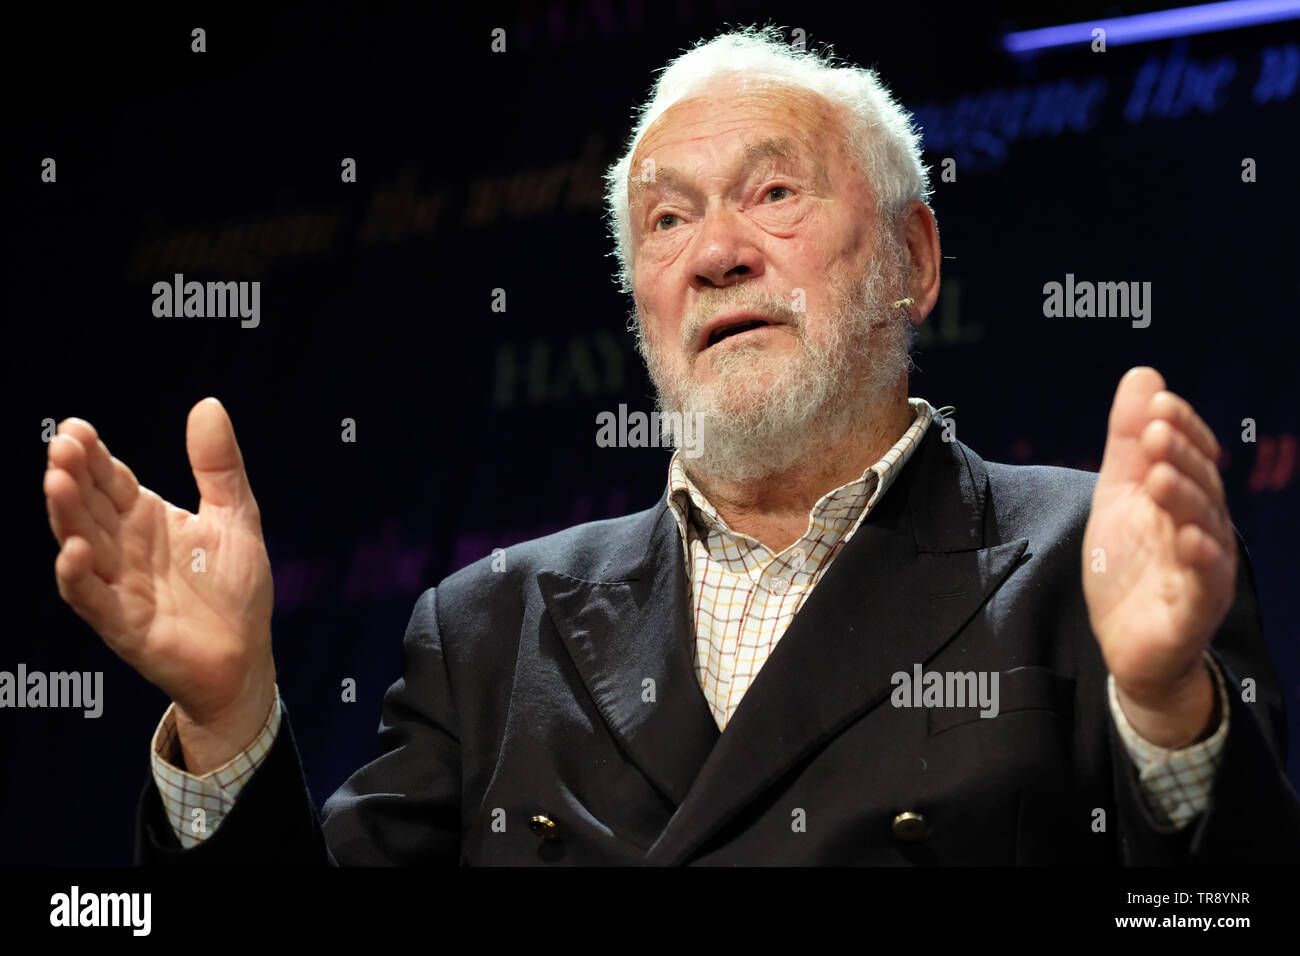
(892, 811), (930, 841)
(529, 814), (561, 842)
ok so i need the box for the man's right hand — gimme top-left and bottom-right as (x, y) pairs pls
(44, 398), (276, 774)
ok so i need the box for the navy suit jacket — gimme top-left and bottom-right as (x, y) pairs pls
(136, 424), (1300, 864)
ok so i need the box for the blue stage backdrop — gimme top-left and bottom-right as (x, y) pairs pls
(6, 2), (1298, 863)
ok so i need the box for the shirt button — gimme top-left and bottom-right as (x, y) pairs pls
(769, 576), (789, 594)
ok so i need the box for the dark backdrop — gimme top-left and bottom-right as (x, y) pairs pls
(5, 1), (1298, 864)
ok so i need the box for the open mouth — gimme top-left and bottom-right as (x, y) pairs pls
(704, 317), (775, 349)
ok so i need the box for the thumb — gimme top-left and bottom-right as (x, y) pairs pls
(1097, 366), (1165, 487)
(186, 398), (258, 517)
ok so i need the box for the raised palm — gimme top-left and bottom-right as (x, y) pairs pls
(1082, 367), (1237, 703)
(45, 398), (273, 725)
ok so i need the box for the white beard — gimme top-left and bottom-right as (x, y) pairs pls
(634, 233), (914, 484)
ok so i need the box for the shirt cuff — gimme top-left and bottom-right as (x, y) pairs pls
(1108, 652), (1229, 830)
(148, 686), (283, 848)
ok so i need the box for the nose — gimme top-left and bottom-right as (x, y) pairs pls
(687, 204), (765, 291)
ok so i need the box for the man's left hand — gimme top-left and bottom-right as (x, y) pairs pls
(1083, 366), (1237, 748)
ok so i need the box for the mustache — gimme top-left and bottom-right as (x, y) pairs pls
(678, 289), (805, 352)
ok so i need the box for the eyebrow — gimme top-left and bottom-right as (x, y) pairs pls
(742, 136), (802, 166)
(739, 136), (829, 189)
(628, 135), (827, 203)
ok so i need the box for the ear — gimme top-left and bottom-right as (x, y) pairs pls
(898, 200), (941, 325)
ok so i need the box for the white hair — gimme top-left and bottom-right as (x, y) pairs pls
(602, 24), (932, 293)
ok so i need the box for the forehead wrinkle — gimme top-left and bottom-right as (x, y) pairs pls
(629, 132), (831, 206)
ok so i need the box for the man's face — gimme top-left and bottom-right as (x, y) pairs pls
(627, 78), (912, 482)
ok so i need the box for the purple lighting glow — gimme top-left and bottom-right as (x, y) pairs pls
(1002, 0), (1300, 55)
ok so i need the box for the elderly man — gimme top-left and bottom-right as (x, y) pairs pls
(45, 28), (1298, 865)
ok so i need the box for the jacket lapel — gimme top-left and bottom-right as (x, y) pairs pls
(645, 428), (1029, 864)
(539, 503), (720, 809)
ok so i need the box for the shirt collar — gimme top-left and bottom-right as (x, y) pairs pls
(666, 397), (937, 553)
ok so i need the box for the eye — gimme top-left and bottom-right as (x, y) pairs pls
(656, 213), (680, 230)
(765, 185), (792, 202)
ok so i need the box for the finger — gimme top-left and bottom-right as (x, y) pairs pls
(43, 461), (90, 543)
(43, 466), (121, 579)
(1149, 391), (1221, 466)
(1105, 367), (1166, 438)
(55, 418), (140, 513)
(1140, 419), (1225, 509)
(187, 398), (258, 517)
(1144, 461), (1234, 553)
(47, 433), (122, 536)
(1099, 366), (1166, 485)
(54, 536), (125, 642)
(1175, 521), (1237, 573)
